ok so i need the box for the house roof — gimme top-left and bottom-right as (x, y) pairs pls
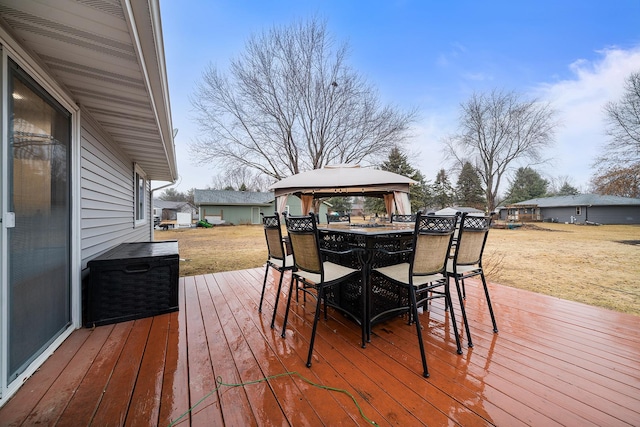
(194, 190), (275, 206)
(0, 0), (177, 182)
(510, 194), (640, 208)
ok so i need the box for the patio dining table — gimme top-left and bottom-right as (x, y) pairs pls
(317, 222), (415, 342)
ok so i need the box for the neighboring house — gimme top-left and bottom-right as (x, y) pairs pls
(499, 194), (640, 225)
(0, 1), (177, 404)
(194, 190), (330, 225)
(153, 199), (194, 222)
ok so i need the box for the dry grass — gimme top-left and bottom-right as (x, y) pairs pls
(155, 222), (640, 316)
(486, 222), (640, 316)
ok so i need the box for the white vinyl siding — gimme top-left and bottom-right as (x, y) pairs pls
(80, 116), (150, 269)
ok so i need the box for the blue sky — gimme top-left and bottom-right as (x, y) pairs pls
(159, 0), (640, 194)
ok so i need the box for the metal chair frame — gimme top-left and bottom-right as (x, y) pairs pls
(326, 213), (351, 224)
(260, 212), (294, 329)
(390, 213), (416, 223)
(371, 212), (462, 377)
(282, 213), (363, 368)
(446, 212), (498, 349)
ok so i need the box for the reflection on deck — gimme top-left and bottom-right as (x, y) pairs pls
(1, 268), (639, 426)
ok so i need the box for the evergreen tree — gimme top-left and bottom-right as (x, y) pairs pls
(432, 169), (454, 209)
(455, 162), (485, 210)
(326, 196), (352, 214)
(159, 188), (187, 202)
(556, 183), (580, 196)
(369, 147), (431, 213)
(505, 167), (548, 203)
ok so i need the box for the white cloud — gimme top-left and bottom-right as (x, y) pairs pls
(534, 46), (640, 190)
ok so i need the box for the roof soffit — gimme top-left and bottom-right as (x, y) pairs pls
(0, 0), (176, 181)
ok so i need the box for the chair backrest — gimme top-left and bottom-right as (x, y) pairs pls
(327, 213), (350, 224)
(454, 213), (491, 266)
(410, 212), (457, 276)
(391, 213), (416, 223)
(262, 212), (286, 261)
(285, 213), (323, 274)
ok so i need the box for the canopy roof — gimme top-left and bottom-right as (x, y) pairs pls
(269, 164), (416, 198)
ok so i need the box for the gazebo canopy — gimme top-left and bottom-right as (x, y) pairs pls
(269, 164), (417, 216)
(269, 164), (416, 198)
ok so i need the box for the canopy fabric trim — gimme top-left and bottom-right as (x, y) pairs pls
(300, 195), (314, 215)
(395, 191), (411, 215)
(269, 165), (416, 215)
(383, 194), (395, 216)
(277, 196), (288, 217)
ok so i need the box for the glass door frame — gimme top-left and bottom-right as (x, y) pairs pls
(0, 41), (82, 401)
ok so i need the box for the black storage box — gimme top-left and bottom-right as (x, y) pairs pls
(86, 241), (179, 327)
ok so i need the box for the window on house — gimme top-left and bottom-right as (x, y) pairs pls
(576, 206), (582, 216)
(135, 166), (146, 224)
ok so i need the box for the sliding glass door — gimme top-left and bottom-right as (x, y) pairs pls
(6, 59), (71, 381)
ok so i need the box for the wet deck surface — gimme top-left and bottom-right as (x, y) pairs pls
(1, 267), (639, 426)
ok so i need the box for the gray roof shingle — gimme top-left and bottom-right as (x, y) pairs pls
(511, 194), (640, 207)
(194, 190), (275, 206)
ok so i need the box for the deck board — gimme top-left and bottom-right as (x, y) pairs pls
(1, 267), (639, 426)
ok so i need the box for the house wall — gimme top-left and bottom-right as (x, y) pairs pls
(80, 116), (150, 270)
(539, 207), (581, 223)
(200, 205), (270, 225)
(539, 206), (640, 224)
(585, 206), (640, 225)
(274, 196), (330, 220)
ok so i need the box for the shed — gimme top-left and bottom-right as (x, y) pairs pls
(500, 194), (640, 225)
(153, 199), (194, 222)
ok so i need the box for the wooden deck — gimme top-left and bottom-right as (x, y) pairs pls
(1, 268), (639, 426)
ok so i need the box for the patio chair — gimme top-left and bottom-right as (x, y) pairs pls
(446, 212), (498, 349)
(282, 213), (363, 368)
(326, 213), (351, 224)
(391, 213), (416, 223)
(371, 212), (462, 378)
(260, 212), (294, 329)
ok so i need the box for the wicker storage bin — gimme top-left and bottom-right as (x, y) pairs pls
(86, 241), (179, 327)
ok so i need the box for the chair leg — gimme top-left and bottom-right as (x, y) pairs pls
(461, 278), (466, 299)
(361, 272), (367, 348)
(480, 272), (499, 333)
(270, 269), (286, 329)
(281, 275), (296, 338)
(453, 276), (473, 348)
(259, 263), (270, 313)
(409, 286), (429, 378)
(444, 282), (463, 355)
(322, 286), (327, 320)
(306, 286), (324, 368)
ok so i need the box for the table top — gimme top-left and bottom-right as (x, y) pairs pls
(318, 223), (414, 236)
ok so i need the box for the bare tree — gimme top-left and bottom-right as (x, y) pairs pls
(591, 71), (640, 198)
(548, 175), (580, 195)
(189, 18), (416, 181)
(446, 90), (558, 211)
(209, 166), (271, 191)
